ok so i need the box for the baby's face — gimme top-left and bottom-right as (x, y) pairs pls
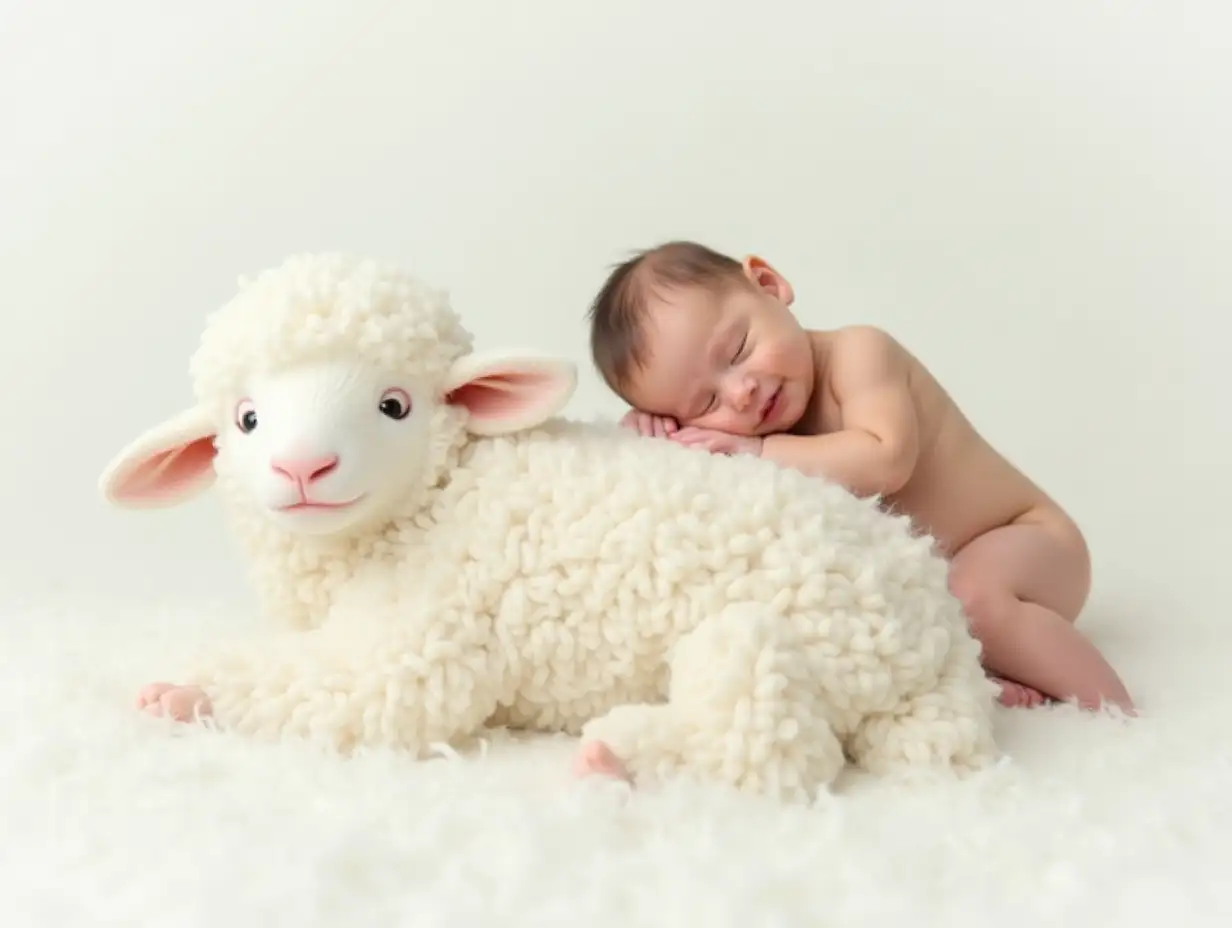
(622, 260), (816, 436)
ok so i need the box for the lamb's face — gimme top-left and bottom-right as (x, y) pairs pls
(97, 253), (580, 536)
(212, 357), (454, 537)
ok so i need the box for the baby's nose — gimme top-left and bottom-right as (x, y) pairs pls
(727, 379), (756, 410)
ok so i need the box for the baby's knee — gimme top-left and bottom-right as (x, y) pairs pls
(947, 571), (1013, 637)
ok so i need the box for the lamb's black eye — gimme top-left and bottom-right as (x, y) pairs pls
(236, 401), (258, 433)
(379, 388), (411, 420)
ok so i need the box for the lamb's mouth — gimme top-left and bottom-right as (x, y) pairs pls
(277, 495), (366, 513)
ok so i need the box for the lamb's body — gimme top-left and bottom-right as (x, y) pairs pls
(445, 419), (972, 732)
(193, 417), (997, 800)
(101, 253), (1000, 803)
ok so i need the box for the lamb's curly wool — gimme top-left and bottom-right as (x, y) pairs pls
(99, 253), (1000, 803)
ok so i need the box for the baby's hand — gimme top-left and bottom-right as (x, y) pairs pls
(620, 409), (679, 439)
(672, 426), (764, 457)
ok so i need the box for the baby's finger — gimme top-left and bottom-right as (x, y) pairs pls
(671, 428), (709, 447)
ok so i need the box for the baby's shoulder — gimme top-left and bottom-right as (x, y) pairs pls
(816, 325), (913, 389)
(825, 323), (904, 358)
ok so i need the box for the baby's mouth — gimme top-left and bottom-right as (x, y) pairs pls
(760, 387), (781, 423)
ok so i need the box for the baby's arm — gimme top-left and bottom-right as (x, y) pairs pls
(761, 326), (920, 497)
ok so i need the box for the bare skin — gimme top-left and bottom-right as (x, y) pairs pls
(138, 682), (212, 721)
(574, 252), (1134, 783)
(572, 741), (632, 784)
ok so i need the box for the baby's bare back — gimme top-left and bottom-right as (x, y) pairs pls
(811, 329), (1060, 555)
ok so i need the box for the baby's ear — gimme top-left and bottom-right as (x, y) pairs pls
(442, 350), (577, 436)
(99, 405), (218, 508)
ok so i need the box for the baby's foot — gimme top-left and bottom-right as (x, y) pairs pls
(137, 682), (212, 722)
(992, 676), (1049, 709)
(572, 740), (632, 784)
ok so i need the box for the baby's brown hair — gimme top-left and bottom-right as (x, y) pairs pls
(586, 240), (748, 396)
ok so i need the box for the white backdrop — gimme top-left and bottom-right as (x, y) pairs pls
(1, 0), (1227, 628)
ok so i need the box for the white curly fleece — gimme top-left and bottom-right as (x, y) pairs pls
(99, 253), (1000, 803)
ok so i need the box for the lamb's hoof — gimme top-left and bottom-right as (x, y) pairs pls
(572, 740), (632, 784)
(137, 682), (213, 722)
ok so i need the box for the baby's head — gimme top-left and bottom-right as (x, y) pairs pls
(587, 240), (816, 436)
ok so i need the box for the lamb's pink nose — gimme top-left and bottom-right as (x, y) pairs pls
(270, 454), (339, 486)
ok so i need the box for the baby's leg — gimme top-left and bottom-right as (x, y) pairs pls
(948, 512), (1134, 713)
(576, 603), (847, 802)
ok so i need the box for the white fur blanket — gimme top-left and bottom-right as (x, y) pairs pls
(0, 588), (1226, 927)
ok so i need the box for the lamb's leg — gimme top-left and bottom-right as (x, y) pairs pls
(846, 632), (1001, 777)
(572, 741), (631, 782)
(578, 604), (846, 803)
(138, 682), (212, 720)
(138, 613), (506, 757)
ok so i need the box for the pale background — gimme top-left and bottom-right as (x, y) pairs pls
(1, 0), (1227, 635)
(2, 3), (1231, 922)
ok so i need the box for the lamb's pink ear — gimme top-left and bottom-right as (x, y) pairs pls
(98, 405), (219, 508)
(442, 351), (577, 436)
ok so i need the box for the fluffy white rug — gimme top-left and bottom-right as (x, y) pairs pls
(1, 588), (1227, 927)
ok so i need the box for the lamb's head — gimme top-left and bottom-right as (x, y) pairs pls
(98, 253), (576, 538)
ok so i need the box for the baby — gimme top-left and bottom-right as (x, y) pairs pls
(585, 240), (1134, 714)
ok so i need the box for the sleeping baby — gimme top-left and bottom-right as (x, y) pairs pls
(584, 240), (1134, 715)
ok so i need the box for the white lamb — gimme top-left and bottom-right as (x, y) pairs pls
(99, 253), (1000, 803)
